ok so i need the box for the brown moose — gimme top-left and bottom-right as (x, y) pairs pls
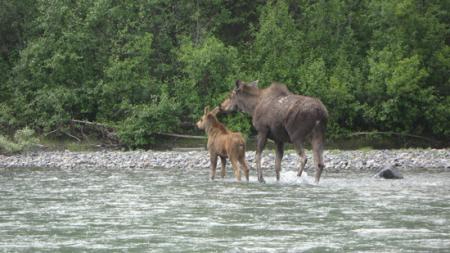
(220, 80), (328, 183)
(196, 106), (250, 181)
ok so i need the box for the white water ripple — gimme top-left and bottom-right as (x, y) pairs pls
(0, 166), (449, 252)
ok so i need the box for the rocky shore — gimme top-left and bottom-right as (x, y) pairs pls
(1, 149), (449, 172)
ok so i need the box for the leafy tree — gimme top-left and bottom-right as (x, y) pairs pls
(251, 0), (302, 88)
(0, 127), (39, 154)
(177, 36), (239, 118)
(0, 0), (448, 146)
(117, 86), (180, 148)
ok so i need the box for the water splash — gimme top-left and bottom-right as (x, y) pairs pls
(1, 166), (449, 251)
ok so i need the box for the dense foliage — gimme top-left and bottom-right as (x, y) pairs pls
(1, 0), (449, 147)
(0, 127), (39, 154)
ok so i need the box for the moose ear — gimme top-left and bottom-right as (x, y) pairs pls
(235, 80), (242, 89)
(235, 79), (247, 92)
(248, 80), (259, 87)
(204, 106), (210, 114)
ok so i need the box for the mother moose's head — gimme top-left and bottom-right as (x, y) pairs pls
(219, 80), (259, 114)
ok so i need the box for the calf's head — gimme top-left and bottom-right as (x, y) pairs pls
(196, 106), (219, 130)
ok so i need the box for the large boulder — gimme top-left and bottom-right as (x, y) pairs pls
(375, 166), (404, 179)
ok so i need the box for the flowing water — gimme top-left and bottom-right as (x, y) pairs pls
(1, 165), (449, 252)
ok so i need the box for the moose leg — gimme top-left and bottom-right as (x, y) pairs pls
(293, 141), (307, 177)
(312, 128), (325, 183)
(256, 131), (268, 183)
(275, 141), (284, 181)
(298, 149), (307, 177)
(210, 154), (218, 180)
(220, 157), (227, 178)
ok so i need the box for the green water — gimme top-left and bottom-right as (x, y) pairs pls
(1, 166), (449, 252)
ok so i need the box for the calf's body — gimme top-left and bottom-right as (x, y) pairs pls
(197, 107), (249, 181)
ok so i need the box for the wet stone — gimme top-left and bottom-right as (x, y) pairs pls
(375, 166), (404, 179)
(0, 149), (449, 172)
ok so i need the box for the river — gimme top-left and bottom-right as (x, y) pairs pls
(1, 165), (449, 252)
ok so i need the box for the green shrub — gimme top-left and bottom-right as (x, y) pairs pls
(177, 36), (239, 119)
(0, 127), (39, 154)
(116, 88), (180, 148)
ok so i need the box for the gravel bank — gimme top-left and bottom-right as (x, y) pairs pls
(1, 149), (449, 172)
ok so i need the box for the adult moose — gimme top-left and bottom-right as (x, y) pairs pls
(220, 80), (328, 183)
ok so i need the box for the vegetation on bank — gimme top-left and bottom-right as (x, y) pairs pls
(0, 127), (39, 154)
(1, 0), (449, 149)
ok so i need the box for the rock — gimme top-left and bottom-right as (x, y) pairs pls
(1, 149), (449, 173)
(375, 166), (404, 179)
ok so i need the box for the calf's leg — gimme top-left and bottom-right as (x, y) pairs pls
(230, 158), (241, 182)
(220, 157), (227, 178)
(210, 154), (218, 180)
(239, 157), (250, 182)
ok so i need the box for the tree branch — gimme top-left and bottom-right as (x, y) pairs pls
(347, 131), (439, 143)
(155, 132), (206, 139)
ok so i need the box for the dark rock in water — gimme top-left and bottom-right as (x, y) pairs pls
(375, 166), (404, 179)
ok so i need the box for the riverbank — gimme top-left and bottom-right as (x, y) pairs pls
(1, 149), (449, 172)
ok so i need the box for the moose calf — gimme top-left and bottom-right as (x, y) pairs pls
(196, 107), (249, 181)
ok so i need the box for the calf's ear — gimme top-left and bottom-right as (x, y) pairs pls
(204, 106), (210, 114)
(248, 80), (259, 87)
(210, 107), (220, 115)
